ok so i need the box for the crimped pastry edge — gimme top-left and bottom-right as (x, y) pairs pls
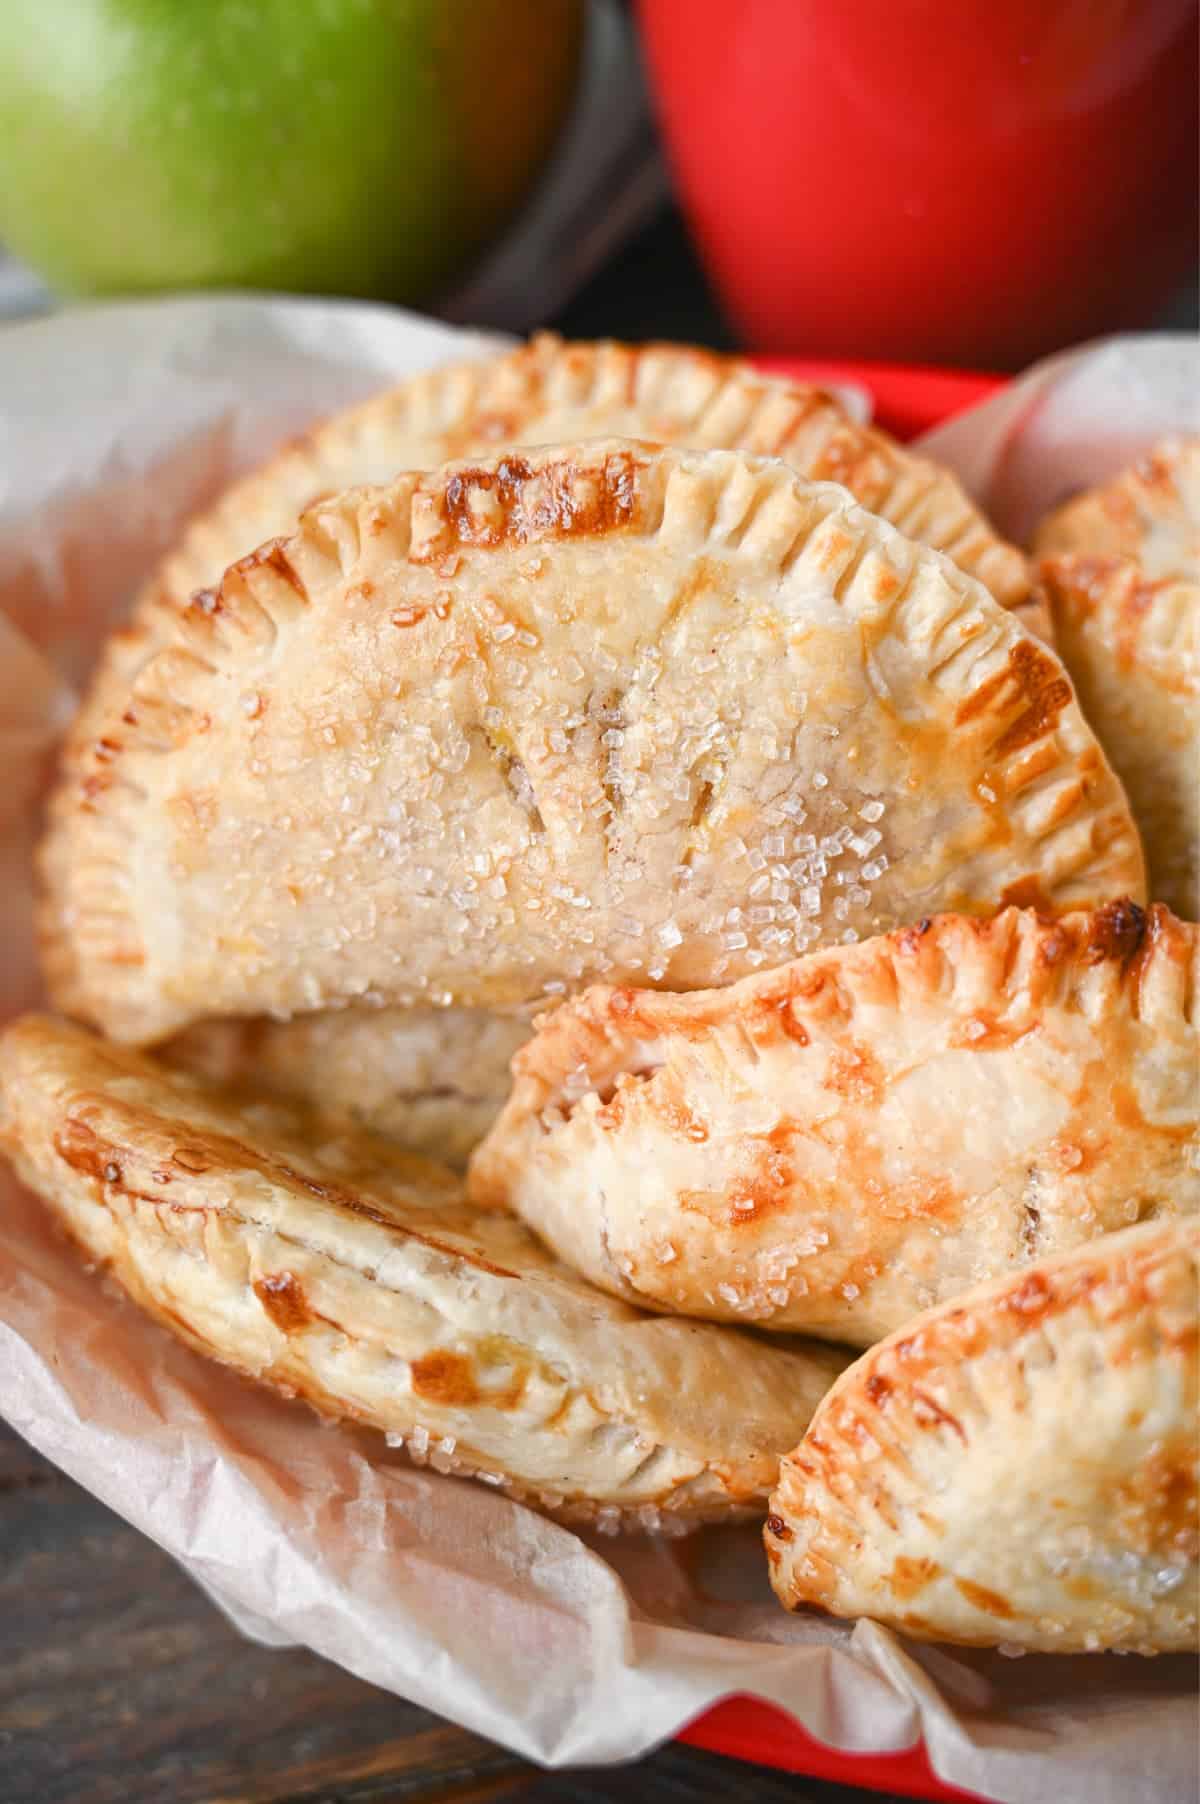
(41, 441), (1142, 1041)
(0, 1015), (845, 1530)
(469, 901), (1198, 1339)
(765, 1217), (1199, 1651)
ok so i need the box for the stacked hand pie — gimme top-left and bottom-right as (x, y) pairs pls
(2, 339), (1195, 1652)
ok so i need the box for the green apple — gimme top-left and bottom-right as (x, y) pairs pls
(0, 0), (584, 301)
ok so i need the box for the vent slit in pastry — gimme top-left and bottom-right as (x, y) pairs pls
(47, 338), (1048, 1153)
(41, 442), (1142, 1045)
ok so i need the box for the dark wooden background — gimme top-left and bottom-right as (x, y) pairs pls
(0, 1420), (915, 1803)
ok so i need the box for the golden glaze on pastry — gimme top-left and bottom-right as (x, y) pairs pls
(0, 1015), (846, 1530)
(1035, 437), (1199, 917)
(68, 332), (1040, 765)
(40, 442), (1142, 1045)
(470, 902), (1198, 1344)
(766, 1217), (1199, 1653)
(165, 1006), (529, 1168)
(55, 336), (1045, 1136)
(1036, 438), (1200, 577)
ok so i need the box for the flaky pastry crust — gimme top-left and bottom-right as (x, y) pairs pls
(165, 1006), (529, 1168)
(0, 1015), (846, 1530)
(765, 1217), (1199, 1653)
(40, 442), (1142, 1044)
(68, 332), (1040, 769)
(470, 903), (1198, 1343)
(53, 336), (1044, 1125)
(1034, 437), (1199, 917)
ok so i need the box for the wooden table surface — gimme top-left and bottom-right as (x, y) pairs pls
(0, 1419), (915, 1804)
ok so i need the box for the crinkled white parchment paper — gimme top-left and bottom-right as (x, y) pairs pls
(0, 300), (1196, 1801)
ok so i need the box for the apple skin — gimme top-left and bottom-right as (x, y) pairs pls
(0, 0), (584, 301)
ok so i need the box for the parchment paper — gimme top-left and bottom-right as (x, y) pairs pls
(0, 0), (667, 335)
(0, 300), (1196, 1800)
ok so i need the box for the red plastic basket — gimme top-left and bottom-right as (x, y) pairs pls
(676, 356), (1006, 1801)
(679, 1696), (986, 1801)
(756, 356), (1004, 443)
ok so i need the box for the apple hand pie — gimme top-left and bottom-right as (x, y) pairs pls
(164, 1006), (531, 1169)
(66, 331), (1042, 774)
(766, 1217), (1199, 1653)
(1034, 437), (1199, 918)
(470, 901), (1198, 1345)
(40, 442), (1142, 1046)
(0, 1014), (848, 1530)
(52, 337), (1044, 1150)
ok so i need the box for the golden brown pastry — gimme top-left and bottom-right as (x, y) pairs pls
(1035, 437), (1199, 917)
(766, 1216), (1199, 1653)
(165, 1006), (529, 1168)
(0, 1014), (847, 1530)
(70, 332), (1040, 761)
(470, 901), (1198, 1344)
(40, 442), (1143, 1047)
(56, 336), (1043, 1143)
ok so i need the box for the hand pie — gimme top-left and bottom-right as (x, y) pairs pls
(165, 1006), (529, 1168)
(40, 442), (1143, 1045)
(0, 1015), (847, 1529)
(766, 1217), (1199, 1653)
(67, 331), (1040, 766)
(1034, 437), (1199, 917)
(470, 901), (1198, 1344)
(55, 335), (1045, 1136)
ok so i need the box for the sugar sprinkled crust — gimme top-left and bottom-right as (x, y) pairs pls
(0, 1015), (846, 1530)
(66, 331), (1040, 770)
(1034, 437), (1199, 917)
(470, 902), (1198, 1343)
(54, 335), (1044, 1102)
(40, 441), (1143, 1045)
(165, 1006), (529, 1168)
(766, 1217), (1199, 1652)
